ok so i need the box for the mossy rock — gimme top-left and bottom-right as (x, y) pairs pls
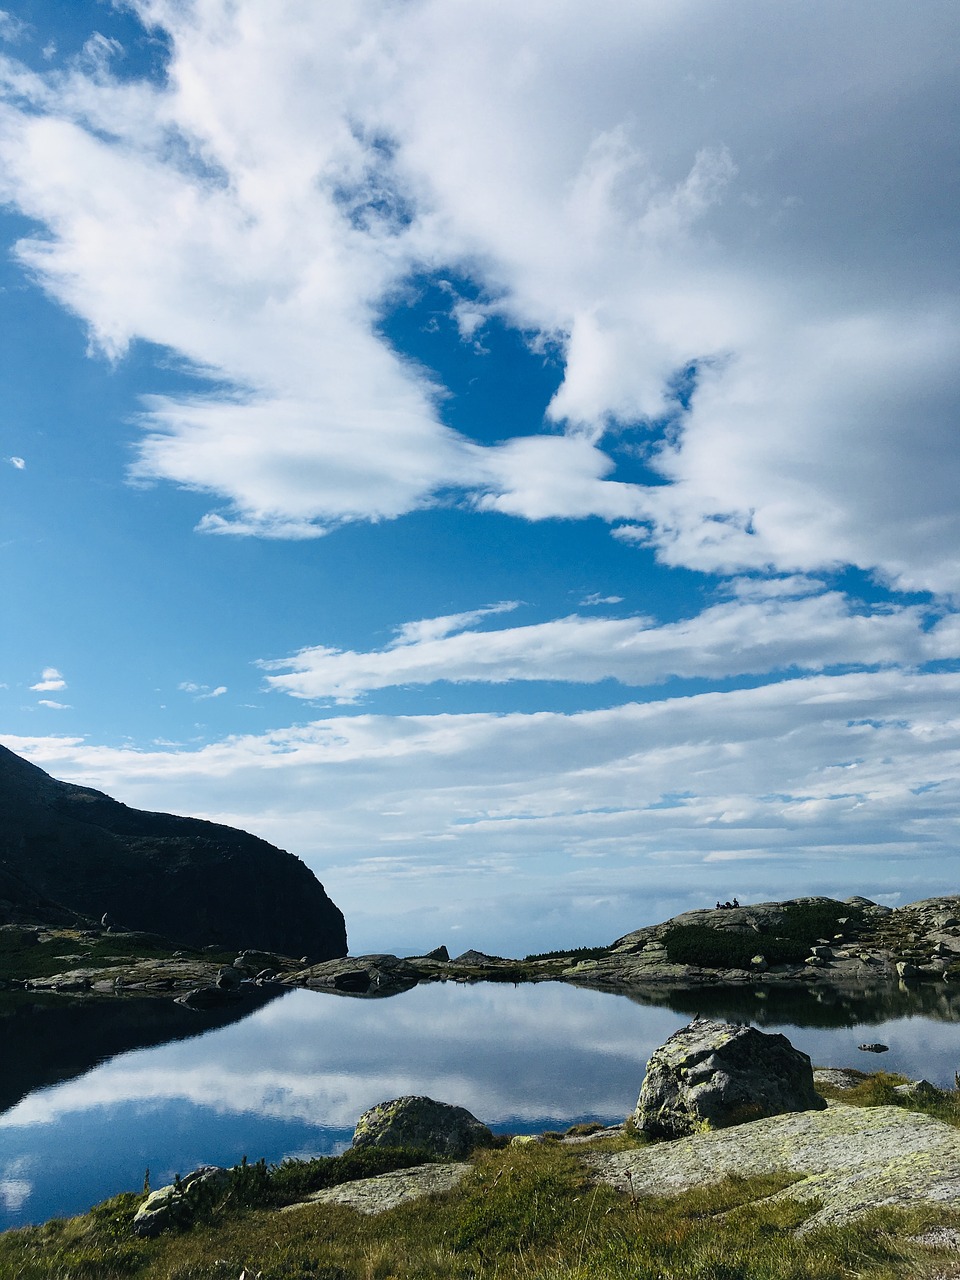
(352, 1096), (493, 1158)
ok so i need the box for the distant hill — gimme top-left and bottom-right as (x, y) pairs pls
(0, 743), (347, 959)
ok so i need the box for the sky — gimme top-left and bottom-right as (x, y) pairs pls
(1, 0), (959, 957)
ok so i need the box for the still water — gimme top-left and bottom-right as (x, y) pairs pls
(1, 979), (958, 1230)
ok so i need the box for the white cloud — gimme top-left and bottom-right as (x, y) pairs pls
(580, 593), (624, 607)
(0, 10), (26, 44)
(0, 1), (954, 590)
(7, 666), (960, 952)
(30, 667), (66, 692)
(720, 576), (825, 601)
(36, 699), (70, 710)
(390, 601), (519, 646)
(78, 34), (123, 73)
(7, 455), (24, 469)
(178, 681), (227, 699)
(261, 594), (956, 703)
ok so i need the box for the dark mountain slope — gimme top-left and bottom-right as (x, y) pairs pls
(0, 744), (347, 959)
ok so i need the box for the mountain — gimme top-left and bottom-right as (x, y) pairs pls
(0, 743), (347, 959)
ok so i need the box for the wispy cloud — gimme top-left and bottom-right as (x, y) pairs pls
(36, 699), (71, 710)
(261, 595), (957, 703)
(30, 667), (66, 692)
(178, 681), (227, 701)
(7, 456), (25, 470)
(580, 593), (624, 607)
(0, 10), (27, 44)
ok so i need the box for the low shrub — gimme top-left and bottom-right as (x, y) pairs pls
(663, 902), (863, 970)
(523, 945), (610, 962)
(777, 900), (861, 942)
(663, 926), (808, 969)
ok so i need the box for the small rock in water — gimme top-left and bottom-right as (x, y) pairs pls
(858, 1042), (889, 1053)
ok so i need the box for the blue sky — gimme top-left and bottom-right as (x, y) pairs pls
(2, 0), (959, 955)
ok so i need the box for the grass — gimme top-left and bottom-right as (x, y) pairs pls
(4, 1099), (960, 1280)
(816, 1069), (960, 1127)
(0, 928), (233, 983)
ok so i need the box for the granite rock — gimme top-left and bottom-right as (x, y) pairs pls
(352, 1096), (493, 1158)
(635, 1018), (826, 1138)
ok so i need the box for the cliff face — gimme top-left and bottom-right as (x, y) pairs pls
(0, 744), (347, 959)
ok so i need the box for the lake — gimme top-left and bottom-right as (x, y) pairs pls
(1, 978), (958, 1230)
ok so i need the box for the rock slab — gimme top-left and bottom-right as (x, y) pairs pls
(588, 1102), (960, 1229)
(284, 1162), (471, 1216)
(635, 1018), (826, 1138)
(352, 1096), (493, 1158)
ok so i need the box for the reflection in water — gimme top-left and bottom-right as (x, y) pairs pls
(614, 978), (960, 1029)
(0, 987), (282, 1116)
(1, 979), (959, 1229)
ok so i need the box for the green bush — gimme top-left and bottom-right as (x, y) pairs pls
(523, 945), (609, 962)
(777, 901), (859, 942)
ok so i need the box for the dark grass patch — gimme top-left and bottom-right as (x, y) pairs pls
(0, 928), (220, 981)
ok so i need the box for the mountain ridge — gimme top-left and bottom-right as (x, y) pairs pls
(0, 743), (347, 959)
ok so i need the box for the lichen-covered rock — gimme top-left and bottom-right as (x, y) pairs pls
(132, 1165), (230, 1236)
(283, 1162), (471, 1215)
(588, 1102), (960, 1230)
(352, 1096), (493, 1158)
(635, 1018), (826, 1138)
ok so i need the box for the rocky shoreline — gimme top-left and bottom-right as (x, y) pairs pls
(5, 893), (960, 1007)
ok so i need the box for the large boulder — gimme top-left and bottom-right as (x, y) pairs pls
(635, 1018), (826, 1138)
(352, 1096), (493, 1158)
(0, 743), (347, 958)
